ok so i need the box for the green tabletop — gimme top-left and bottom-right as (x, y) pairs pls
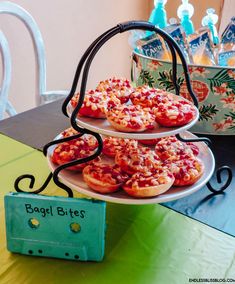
(0, 134), (34, 167)
(0, 135), (235, 284)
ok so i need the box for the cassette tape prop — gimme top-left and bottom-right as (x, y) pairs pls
(4, 193), (106, 261)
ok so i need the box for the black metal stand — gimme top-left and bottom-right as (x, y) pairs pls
(14, 20), (233, 197)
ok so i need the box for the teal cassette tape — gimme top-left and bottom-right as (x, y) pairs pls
(4, 192), (106, 261)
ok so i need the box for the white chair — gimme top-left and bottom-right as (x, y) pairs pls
(0, 1), (69, 107)
(0, 30), (17, 119)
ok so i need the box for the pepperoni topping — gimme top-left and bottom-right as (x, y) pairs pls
(83, 163), (129, 185)
(51, 137), (99, 171)
(139, 139), (160, 146)
(102, 137), (138, 157)
(155, 136), (199, 161)
(122, 167), (175, 197)
(61, 128), (98, 149)
(106, 104), (155, 132)
(115, 145), (162, 175)
(96, 77), (133, 103)
(124, 168), (174, 189)
(61, 127), (79, 137)
(71, 90), (120, 118)
(165, 157), (204, 186)
(130, 85), (174, 107)
(153, 99), (197, 127)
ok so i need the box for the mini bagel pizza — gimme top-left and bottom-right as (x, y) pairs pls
(105, 104), (156, 132)
(102, 136), (138, 158)
(153, 99), (197, 127)
(61, 128), (99, 149)
(115, 145), (162, 175)
(61, 127), (79, 137)
(165, 157), (204, 186)
(51, 137), (99, 171)
(138, 138), (160, 146)
(123, 168), (174, 198)
(130, 85), (173, 108)
(70, 90), (120, 119)
(96, 77), (133, 104)
(83, 163), (129, 193)
(155, 136), (199, 161)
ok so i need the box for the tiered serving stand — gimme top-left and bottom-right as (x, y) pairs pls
(15, 21), (233, 204)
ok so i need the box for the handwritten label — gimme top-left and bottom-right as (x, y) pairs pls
(25, 203), (85, 218)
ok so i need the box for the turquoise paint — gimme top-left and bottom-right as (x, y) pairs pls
(4, 193), (106, 261)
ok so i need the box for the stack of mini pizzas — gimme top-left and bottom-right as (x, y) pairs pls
(70, 77), (197, 132)
(51, 77), (202, 198)
(50, 127), (204, 198)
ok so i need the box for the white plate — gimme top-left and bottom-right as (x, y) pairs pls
(66, 96), (199, 139)
(47, 132), (215, 205)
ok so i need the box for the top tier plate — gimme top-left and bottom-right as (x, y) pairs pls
(67, 97), (199, 140)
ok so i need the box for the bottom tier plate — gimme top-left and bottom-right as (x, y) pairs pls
(47, 132), (215, 205)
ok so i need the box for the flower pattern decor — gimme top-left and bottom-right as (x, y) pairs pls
(132, 52), (235, 135)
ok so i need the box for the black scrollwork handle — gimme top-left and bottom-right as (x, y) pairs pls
(207, 166), (233, 194)
(51, 132), (103, 198)
(43, 133), (84, 156)
(14, 131), (102, 198)
(70, 21), (198, 125)
(176, 133), (211, 146)
(14, 133), (85, 197)
(61, 26), (119, 117)
(14, 173), (53, 194)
